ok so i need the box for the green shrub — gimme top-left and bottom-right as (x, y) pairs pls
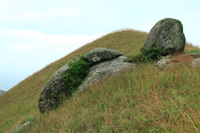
(64, 56), (89, 96)
(140, 47), (166, 61)
(125, 47), (165, 63)
(189, 49), (200, 53)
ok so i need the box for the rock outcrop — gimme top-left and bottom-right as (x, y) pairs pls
(78, 56), (134, 91)
(38, 47), (134, 114)
(144, 18), (186, 54)
(38, 64), (69, 114)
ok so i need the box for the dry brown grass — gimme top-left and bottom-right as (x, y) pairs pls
(0, 29), (199, 132)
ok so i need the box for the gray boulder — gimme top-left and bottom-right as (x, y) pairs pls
(78, 56), (135, 91)
(38, 47), (134, 114)
(38, 63), (69, 114)
(144, 18), (185, 54)
(85, 47), (122, 64)
(191, 58), (200, 67)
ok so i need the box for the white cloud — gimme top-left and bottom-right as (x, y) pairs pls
(1, 29), (104, 55)
(6, 44), (31, 51)
(0, 29), (104, 91)
(0, 1), (85, 22)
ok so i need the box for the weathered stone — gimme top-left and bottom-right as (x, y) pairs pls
(191, 58), (200, 67)
(157, 58), (172, 68)
(38, 48), (133, 114)
(78, 56), (135, 91)
(85, 47), (122, 64)
(157, 56), (179, 68)
(144, 18), (185, 54)
(38, 63), (69, 114)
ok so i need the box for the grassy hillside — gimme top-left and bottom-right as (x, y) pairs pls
(0, 29), (200, 132)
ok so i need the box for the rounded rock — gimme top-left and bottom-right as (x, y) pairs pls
(144, 18), (186, 54)
(84, 47), (122, 64)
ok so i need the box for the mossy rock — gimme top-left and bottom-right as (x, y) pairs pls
(144, 18), (186, 54)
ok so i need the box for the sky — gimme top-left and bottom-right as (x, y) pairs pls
(0, 0), (200, 91)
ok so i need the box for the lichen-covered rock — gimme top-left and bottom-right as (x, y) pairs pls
(38, 48), (133, 114)
(144, 18), (185, 54)
(78, 56), (135, 91)
(191, 58), (200, 67)
(85, 47), (122, 64)
(38, 64), (69, 114)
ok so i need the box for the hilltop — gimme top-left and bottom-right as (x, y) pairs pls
(0, 29), (200, 132)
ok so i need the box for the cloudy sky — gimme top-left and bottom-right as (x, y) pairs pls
(0, 0), (200, 91)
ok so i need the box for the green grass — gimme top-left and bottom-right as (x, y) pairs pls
(190, 49), (200, 53)
(20, 56), (200, 132)
(0, 29), (200, 132)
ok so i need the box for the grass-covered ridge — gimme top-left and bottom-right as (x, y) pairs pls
(0, 29), (199, 132)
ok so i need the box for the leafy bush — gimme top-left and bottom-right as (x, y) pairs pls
(125, 47), (166, 63)
(189, 49), (200, 53)
(64, 56), (89, 96)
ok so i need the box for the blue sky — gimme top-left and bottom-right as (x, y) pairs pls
(0, 0), (200, 91)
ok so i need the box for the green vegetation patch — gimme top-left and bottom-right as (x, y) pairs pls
(64, 56), (89, 96)
(125, 47), (166, 63)
(177, 20), (183, 32)
(189, 49), (200, 53)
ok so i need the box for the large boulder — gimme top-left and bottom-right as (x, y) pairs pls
(38, 47), (134, 114)
(78, 56), (135, 91)
(38, 64), (69, 114)
(144, 18), (186, 54)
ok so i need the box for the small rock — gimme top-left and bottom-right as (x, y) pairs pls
(190, 53), (200, 58)
(157, 56), (178, 68)
(191, 58), (200, 67)
(157, 58), (172, 68)
(15, 121), (31, 132)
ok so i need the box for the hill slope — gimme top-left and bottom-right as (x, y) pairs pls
(0, 29), (200, 132)
(0, 90), (6, 96)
